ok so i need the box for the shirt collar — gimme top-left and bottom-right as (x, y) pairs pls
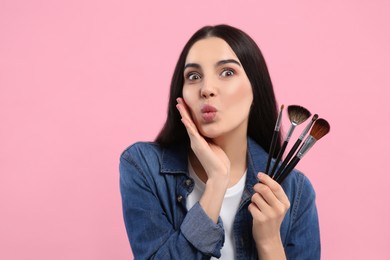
(161, 142), (189, 174)
(244, 137), (268, 197)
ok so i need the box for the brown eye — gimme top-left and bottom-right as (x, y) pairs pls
(187, 72), (201, 81)
(221, 69), (235, 77)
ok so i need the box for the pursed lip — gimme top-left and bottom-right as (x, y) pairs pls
(200, 104), (217, 122)
(201, 105), (217, 113)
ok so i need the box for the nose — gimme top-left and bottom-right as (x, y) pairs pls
(200, 79), (217, 99)
(201, 88), (215, 98)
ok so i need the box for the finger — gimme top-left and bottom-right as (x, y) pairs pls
(176, 98), (222, 165)
(176, 99), (205, 139)
(251, 192), (271, 213)
(176, 103), (191, 122)
(248, 202), (265, 221)
(176, 102), (209, 153)
(176, 98), (192, 121)
(176, 102), (196, 130)
(252, 183), (282, 209)
(180, 117), (198, 138)
(176, 103), (199, 137)
(258, 172), (290, 206)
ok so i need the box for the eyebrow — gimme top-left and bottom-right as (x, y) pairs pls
(184, 59), (241, 70)
(217, 59), (241, 67)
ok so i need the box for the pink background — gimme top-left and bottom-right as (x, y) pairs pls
(1, 0), (389, 259)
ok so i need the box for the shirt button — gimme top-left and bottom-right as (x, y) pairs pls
(185, 179), (193, 186)
(177, 195), (183, 203)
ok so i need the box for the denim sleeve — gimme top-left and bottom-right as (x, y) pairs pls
(181, 202), (225, 255)
(284, 174), (321, 260)
(119, 154), (224, 259)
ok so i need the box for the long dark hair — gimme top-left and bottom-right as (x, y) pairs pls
(155, 24), (281, 154)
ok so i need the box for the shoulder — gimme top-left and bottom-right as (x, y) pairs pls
(119, 141), (188, 176)
(281, 170), (321, 257)
(120, 141), (163, 164)
(119, 142), (165, 188)
(281, 169), (316, 198)
(119, 142), (164, 179)
(281, 169), (317, 223)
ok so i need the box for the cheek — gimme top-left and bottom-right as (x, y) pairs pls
(224, 80), (253, 109)
(182, 86), (191, 102)
(182, 86), (197, 117)
(182, 86), (194, 106)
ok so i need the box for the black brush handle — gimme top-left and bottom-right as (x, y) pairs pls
(269, 140), (288, 178)
(273, 139), (302, 180)
(276, 156), (301, 184)
(265, 130), (279, 175)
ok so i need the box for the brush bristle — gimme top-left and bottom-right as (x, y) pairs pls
(281, 104), (284, 110)
(287, 105), (311, 125)
(312, 114), (319, 121)
(310, 118), (330, 140)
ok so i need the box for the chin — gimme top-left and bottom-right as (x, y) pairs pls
(198, 127), (221, 140)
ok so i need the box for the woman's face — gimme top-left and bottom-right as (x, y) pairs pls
(182, 37), (253, 140)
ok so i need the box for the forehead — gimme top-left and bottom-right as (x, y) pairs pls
(185, 37), (239, 64)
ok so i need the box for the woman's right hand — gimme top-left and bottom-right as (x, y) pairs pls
(176, 97), (231, 183)
(176, 97), (230, 223)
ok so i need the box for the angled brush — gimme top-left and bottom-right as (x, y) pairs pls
(273, 114), (318, 180)
(276, 118), (330, 184)
(269, 105), (311, 178)
(265, 104), (284, 175)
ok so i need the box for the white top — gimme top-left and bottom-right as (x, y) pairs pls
(186, 162), (247, 260)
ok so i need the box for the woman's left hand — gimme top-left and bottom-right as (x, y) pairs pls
(248, 173), (290, 259)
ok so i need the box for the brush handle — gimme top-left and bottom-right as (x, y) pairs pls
(269, 140), (288, 178)
(273, 139), (302, 180)
(276, 156), (300, 184)
(265, 130), (279, 175)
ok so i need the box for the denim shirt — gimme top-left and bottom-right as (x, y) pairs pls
(120, 138), (320, 259)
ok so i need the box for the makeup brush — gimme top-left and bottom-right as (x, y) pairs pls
(265, 104), (284, 175)
(269, 105), (311, 178)
(276, 118), (330, 184)
(272, 114), (318, 180)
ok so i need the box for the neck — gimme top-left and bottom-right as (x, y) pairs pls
(212, 134), (248, 168)
(189, 132), (248, 187)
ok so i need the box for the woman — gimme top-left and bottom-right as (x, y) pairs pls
(120, 24), (320, 259)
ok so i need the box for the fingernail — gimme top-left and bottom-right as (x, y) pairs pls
(257, 172), (265, 180)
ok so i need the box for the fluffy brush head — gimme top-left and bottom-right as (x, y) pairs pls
(287, 105), (311, 125)
(310, 118), (330, 140)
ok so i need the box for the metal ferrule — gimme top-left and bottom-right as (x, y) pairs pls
(285, 123), (297, 142)
(297, 135), (317, 159)
(299, 120), (316, 140)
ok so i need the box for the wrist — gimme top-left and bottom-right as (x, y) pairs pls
(256, 234), (282, 249)
(199, 177), (228, 223)
(206, 176), (229, 190)
(256, 236), (286, 260)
